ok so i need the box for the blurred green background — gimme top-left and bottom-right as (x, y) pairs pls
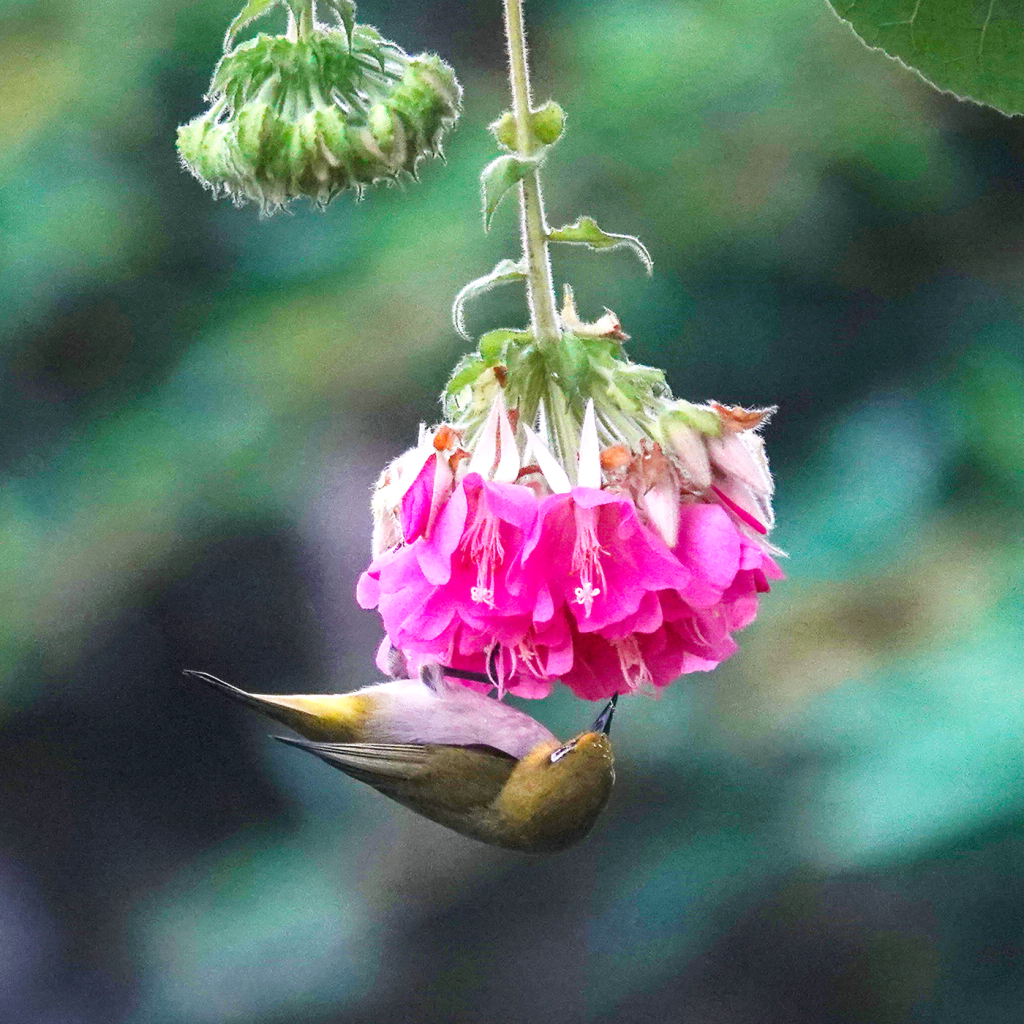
(2, 0), (1024, 1020)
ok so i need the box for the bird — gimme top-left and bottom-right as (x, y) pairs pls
(183, 664), (617, 854)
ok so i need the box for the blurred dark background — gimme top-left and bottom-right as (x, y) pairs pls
(2, 0), (1024, 1020)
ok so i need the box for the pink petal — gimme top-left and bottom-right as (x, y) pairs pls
(674, 502), (743, 607)
(401, 454), (435, 542)
(356, 566), (382, 608)
(470, 476), (539, 531)
(415, 484), (469, 585)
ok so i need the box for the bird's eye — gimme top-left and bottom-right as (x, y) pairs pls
(550, 740), (577, 763)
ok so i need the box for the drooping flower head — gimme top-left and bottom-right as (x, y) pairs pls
(359, 295), (783, 700)
(177, 0), (460, 211)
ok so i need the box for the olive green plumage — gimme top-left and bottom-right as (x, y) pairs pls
(185, 669), (616, 854)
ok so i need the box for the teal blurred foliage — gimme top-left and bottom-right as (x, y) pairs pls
(1, 0), (1024, 1020)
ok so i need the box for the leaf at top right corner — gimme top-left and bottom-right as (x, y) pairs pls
(828, 0), (1024, 116)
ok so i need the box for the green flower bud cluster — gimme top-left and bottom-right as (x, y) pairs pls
(177, 14), (461, 211)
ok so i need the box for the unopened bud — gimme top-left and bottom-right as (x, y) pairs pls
(659, 412), (713, 492)
(177, 18), (460, 212)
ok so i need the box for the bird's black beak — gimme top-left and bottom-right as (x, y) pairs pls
(592, 694), (618, 735)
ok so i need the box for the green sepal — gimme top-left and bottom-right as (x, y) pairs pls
(662, 401), (722, 437)
(388, 56), (462, 157)
(548, 215), (652, 275)
(445, 324), (672, 450)
(443, 328), (535, 408)
(323, 0), (357, 46)
(481, 154), (543, 229)
(451, 259), (526, 340)
(224, 0), (281, 51)
(549, 332), (590, 399)
(368, 103), (396, 151)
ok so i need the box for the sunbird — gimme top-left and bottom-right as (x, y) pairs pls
(184, 665), (616, 854)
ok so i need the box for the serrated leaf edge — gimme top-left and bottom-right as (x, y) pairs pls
(548, 215), (653, 275)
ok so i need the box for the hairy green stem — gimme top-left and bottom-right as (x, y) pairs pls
(503, 0), (560, 348)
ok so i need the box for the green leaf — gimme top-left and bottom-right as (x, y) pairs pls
(451, 259), (526, 340)
(323, 0), (357, 46)
(480, 154), (542, 229)
(478, 328), (527, 361)
(445, 355), (488, 397)
(224, 0), (281, 51)
(828, 0), (1024, 116)
(547, 215), (653, 275)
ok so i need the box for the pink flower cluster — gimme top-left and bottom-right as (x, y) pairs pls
(358, 398), (782, 700)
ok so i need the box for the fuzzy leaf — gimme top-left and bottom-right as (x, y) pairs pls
(479, 329), (528, 361)
(224, 0), (281, 50)
(445, 355), (489, 397)
(547, 216), (653, 274)
(451, 260), (526, 340)
(481, 154), (542, 229)
(828, 0), (1024, 116)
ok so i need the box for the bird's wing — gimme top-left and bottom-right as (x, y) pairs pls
(275, 736), (432, 781)
(275, 735), (517, 814)
(362, 679), (558, 759)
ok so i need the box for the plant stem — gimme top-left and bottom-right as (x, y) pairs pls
(503, 0), (560, 348)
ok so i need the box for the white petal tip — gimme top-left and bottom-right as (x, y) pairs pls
(494, 396), (520, 483)
(523, 424), (571, 494)
(468, 399), (502, 477)
(577, 400), (601, 490)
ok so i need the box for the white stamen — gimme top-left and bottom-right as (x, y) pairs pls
(470, 586), (494, 606)
(523, 423), (572, 494)
(574, 580), (602, 616)
(577, 399), (602, 490)
(613, 636), (652, 690)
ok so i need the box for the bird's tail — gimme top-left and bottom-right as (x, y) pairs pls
(181, 670), (362, 742)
